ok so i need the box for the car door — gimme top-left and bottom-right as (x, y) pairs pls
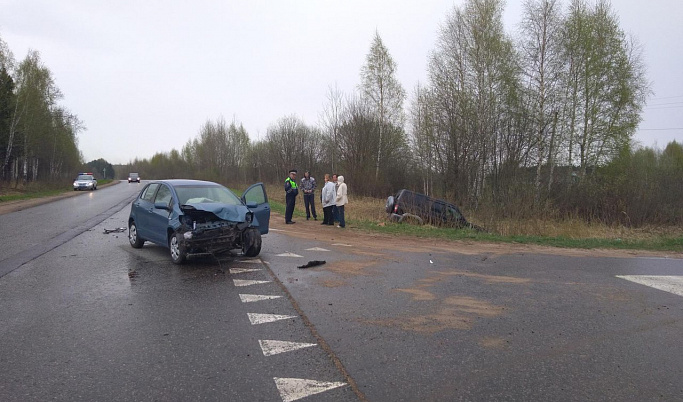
(241, 182), (270, 234)
(147, 184), (175, 245)
(134, 183), (160, 242)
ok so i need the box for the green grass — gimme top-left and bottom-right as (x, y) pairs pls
(351, 220), (683, 252)
(0, 179), (115, 203)
(0, 188), (67, 202)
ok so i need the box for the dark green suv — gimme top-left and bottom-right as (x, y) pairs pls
(385, 189), (469, 227)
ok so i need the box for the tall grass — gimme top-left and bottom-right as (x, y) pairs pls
(255, 183), (683, 251)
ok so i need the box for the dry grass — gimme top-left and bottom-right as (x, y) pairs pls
(258, 183), (683, 243)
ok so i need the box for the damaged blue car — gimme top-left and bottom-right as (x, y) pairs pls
(128, 180), (270, 264)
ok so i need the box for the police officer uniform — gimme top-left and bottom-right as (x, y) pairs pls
(284, 169), (298, 224)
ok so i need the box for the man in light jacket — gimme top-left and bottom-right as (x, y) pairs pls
(321, 174), (336, 226)
(335, 175), (348, 228)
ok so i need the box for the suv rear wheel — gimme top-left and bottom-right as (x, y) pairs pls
(385, 196), (395, 213)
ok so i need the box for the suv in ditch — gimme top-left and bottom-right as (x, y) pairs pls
(385, 189), (469, 228)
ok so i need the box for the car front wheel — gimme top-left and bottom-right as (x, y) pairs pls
(242, 228), (262, 257)
(129, 222), (145, 248)
(169, 233), (186, 264)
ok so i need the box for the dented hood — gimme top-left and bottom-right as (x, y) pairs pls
(180, 203), (250, 222)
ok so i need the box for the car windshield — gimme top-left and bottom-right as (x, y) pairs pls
(175, 185), (241, 205)
(77, 175), (93, 180)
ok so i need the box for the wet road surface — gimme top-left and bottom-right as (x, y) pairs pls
(1, 184), (682, 401)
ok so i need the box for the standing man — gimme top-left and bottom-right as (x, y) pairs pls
(321, 174), (336, 225)
(284, 169), (298, 224)
(332, 174), (339, 223)
(301, 171), (318, 220)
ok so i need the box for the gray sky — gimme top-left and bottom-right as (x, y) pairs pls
(1, 0), (681, 165)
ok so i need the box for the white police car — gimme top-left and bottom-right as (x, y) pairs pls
(73, 173), (97, 191)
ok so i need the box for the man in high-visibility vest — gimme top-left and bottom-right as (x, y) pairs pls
(284, 169), (299, 224)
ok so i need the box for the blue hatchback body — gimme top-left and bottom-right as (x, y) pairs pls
(128, 180), (270, 263)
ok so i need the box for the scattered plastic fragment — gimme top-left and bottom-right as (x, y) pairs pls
(298, 260), (326, 269)
(104, 227), (127, 234)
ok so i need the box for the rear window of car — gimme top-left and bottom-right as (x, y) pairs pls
(175, 185), (241, 205)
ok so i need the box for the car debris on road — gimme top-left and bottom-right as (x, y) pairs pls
(298, 260), (326, 269)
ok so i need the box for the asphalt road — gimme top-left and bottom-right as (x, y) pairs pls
(1, 182), (682, 401)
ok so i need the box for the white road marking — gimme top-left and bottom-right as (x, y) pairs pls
(238, 259), (267, 264)
(240, 294), (282, 303)
(259, 340), (317, 356)
(248, 313), (296, 325)
(239, 294), (283, 303)
(276, 252), (303, 257)
(616, 275), (683, 297)
(229, 268), (262, 274)
(274, 378), (346, 402)
(233, 279), (271, 287)
(270, 228), (282, 232)
(305, 247), (330, 252)
(331, 243), (352, 247)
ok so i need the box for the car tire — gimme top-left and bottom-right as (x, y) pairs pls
(399, 213), (424, 225)
(242, 228), (262, 257)
(129, 221), (145, 248)
(385, 196), (395, 214)
(169, 233), (186, 264)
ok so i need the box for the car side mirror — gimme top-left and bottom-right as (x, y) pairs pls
(246, 201), (258, 208)
(154, 202), (169, 210)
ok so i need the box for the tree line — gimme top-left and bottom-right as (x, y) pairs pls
(2, 0), (679, 226)
(0, 37), (83, 189)
(123, 0), (681, 226)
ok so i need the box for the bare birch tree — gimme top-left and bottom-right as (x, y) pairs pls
(359, 31), (406, 181)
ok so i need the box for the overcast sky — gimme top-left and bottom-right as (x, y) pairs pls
(1, 0), (681, 165)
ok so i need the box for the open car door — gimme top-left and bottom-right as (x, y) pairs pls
(241, 182), (270, 234)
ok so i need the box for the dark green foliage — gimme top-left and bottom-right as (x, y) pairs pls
(85, 158), (115, 179)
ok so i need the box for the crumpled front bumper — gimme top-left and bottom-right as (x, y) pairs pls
(178, 221), (250, 255)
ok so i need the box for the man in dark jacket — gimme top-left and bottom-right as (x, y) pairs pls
(300, 171), (318, 220)
(284, 169), (298, 224)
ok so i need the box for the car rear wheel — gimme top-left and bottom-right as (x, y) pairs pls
(169, 233), (186, 264)
(129, 222), (145, 248)
(242, 228), (262, 257)
(385, 196), (395, 214)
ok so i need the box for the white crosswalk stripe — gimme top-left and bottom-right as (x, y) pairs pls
(248, 313), (296, 325)
(274, 377), (346, 402)
(258, 340), (316, 356)
(276, 252), (303, 257)
(233, 279), (270, 287)
(616, 275), (683, 297)
(229, 268), (261, 274)
(239, 294), (282, 303)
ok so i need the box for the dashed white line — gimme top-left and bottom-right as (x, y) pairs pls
(239, 294), (282, 303)
(258, 340), (316, 356)
(229, 268), (262, 274)
(331, 243), (352, 247)
(305, 247), (330, 252)
(274, 377), (346, 402)
(616, 275), (683, 297)
(233, 279), (271, 287)
(276, 252), (303, 257)
(247, 313), (296, 325)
